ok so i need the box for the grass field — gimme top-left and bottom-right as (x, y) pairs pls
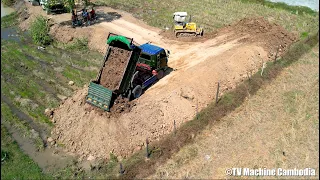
(94, 0), (318, 35)
(1, 39), (102, 126)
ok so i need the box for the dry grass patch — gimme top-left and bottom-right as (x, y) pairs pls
(149, 43), (319, 179)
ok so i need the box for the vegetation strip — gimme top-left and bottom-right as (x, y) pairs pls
(117, 32), (319, 179)
(93, 0), (318, 33)
(1, 94), (48, 144)
(239, 0), (317, 16)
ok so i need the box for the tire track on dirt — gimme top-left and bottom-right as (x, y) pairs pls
(1, 94), (49, 144)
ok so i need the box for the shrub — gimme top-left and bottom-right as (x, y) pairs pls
(2, 0), (15, 7)
(30, 16), (52, 45)
(66, 37), (89, 51)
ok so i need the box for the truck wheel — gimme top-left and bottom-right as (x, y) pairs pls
(132, 85), (142, 99)
(157, 70), (164, 80)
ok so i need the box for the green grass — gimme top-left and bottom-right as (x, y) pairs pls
(1, 12), (18, 28)
(0, 14), (103, 178)
(240, 0), (317, 16)
(1, 0), (16, 8)
(65, 37), (89, 51)
(30, 15), (52, 45)
(1, 102), (45, 150)
(1, 125), (50, 179)
(94, 0), (318, 34)
(1, 38), (101, 125)
(1, 103), (30, 136)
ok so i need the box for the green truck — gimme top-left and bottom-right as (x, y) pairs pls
(86, 33), (170, 111)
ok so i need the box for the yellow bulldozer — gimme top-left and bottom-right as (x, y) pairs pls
(173, 12), (203, 37)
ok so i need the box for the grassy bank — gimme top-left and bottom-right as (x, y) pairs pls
(1, 38), (102, 125)
(1, 125), (50, 179)
(1, 12), (18, 28)
(94, 0), (318, 34)
(1, 0), (15, 7)
(1, 12), (103, 177)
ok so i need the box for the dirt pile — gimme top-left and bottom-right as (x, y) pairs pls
(83, 96), (134, 118)
(229, 17), (297, 56)
(112, 96), (134, 114)
(99, 47), (131, 90)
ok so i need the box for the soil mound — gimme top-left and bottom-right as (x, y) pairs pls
(228, 17), (297, 55)
(99, 47), (131, 90)
(160, 17), (297, 54)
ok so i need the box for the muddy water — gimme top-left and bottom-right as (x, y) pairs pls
(1, 3), (15, 17)
(1, 27), (22, 42)
(1, 120), (74, 173)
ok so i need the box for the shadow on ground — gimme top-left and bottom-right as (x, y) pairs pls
(140, 66), (174, 95)
(59, 11), (122, 27)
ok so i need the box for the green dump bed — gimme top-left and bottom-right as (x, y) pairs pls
(86, 82), (113, 110)
(86, 33), (141, 111)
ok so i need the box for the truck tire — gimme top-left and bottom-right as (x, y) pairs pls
(132, 85), (142, 99)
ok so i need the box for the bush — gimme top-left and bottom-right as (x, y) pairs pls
(66, 37), (89, 51)
(2, 0), (16, 7)
(30, 16), (52, 45)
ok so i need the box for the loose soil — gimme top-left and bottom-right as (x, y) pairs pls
(99, 46), (131, 90)
(18, 2), (297, 161)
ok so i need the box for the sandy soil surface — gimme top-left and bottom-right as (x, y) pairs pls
(19, 2), (297, 161)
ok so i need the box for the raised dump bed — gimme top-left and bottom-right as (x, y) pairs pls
(86, 33), (141, 111)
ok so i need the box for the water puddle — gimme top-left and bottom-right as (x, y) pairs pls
(1, 94), (97, 174)
(1, 119), (74, 173)
(1, 27), (22, 42)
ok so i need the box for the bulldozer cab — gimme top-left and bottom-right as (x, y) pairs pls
(173, 12), (188, 26)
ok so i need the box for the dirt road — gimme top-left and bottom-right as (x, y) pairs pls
(19, 2), (297, 160)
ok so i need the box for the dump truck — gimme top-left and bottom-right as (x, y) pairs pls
(86, 33), (170, 111)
